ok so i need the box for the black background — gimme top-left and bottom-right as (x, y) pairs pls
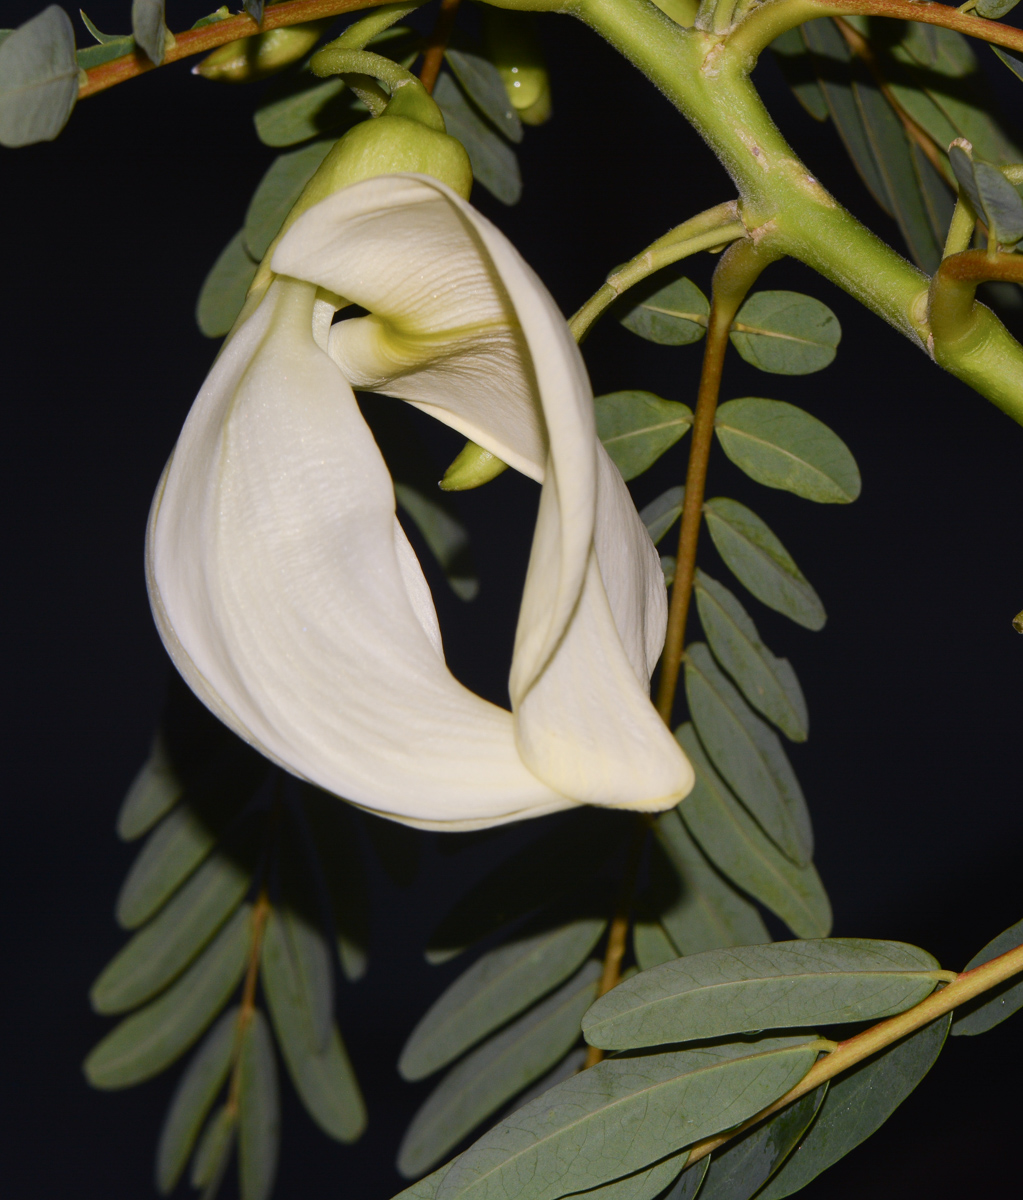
(2, 1), (1022, 1197)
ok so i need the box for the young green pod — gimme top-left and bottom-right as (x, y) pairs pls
(481, 9), (552, 126)
(194, 19), (335, 83)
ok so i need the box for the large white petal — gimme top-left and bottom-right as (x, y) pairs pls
(274, 176), (693, 810)
(146, 277), (572, 830)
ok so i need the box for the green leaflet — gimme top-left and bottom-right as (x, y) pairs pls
(84, 904), (252, 1089)
(400, 908), (607, 1081)
(254, 75), (357, 147)
(77, 38), (136, 70)
(758, 1015), (951, 1198)
(703, 497), (826, 630)
(243, 140), (337, 260)
(977, 0), (1020, 18)
(583, 939), (939, 1051)
(434, 71), (522, 205)
(190, 1103), (236, 1191)
(0, 6), (78, 148)
(730, 291), (840, 375)
(993, 46), (1023, 86)
(653, 810), (770, 955)
(92, 828), (254, 1014)
(693, 571), (808, 742)
(116, 797), (239, 930)
(262, 907), (367, 1142)
(662, 1159), (709, 1200)
(698, 1085), (827, 1200)
(660, 555), (677, 587)
(951, 917), (1023, 1036)
(618, 275), (709, 346)
(595, 392), (693, 482)
(433, 1036), (821, 1200)
(132, 0), (166, 64)
(569, 1152), (689, 1200)
(641, 487), (685, 547)
(238, 1009), (280, 1200)
(675, 725), (831, 939)
(156, 1007), (238, 1195)
(633, 921), (679, 972)
(507, 1047), (588, 1113)
(300, 787), (369, 982)
(397, 961), (602, 1176)
(949, 143), (1023, 246)
(770, 29), (828, 122)
(196, 231), (259, 339)
(446, 46), (523, 143)
(395, 482), (479, 600)
(426, 810), (624, 963)
(714, 398), (860, 504)
(117, 736), (184, 841)
(684, 643), (813, 867)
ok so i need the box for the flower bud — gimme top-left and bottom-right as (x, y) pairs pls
(440, 441), (509, 490)
(194, 20), (335, 83)
(482, 9), (552, 126)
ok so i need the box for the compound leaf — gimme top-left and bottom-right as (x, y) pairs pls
(583, 939), (940, 1051)
(685, 644), (813, 867)
(400, 908), (607, 1081)
(237, 1008), (280, 1200)
(714, 398), (860, 504)
(85, 904), (252, 1089)
(758, 1015), (950, 1198)
(595, 392), (692, 482)
(675, 725), (831, 939)
(433, 1037), (821, 1200)
(156, 1007), (238, 1195)
(693, 571), (808, 742)
(703, 497), (826, 630)
(397, 961), (601, 1177)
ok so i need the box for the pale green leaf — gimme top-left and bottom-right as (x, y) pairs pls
(951, 917), (1023, 1036)
(434, 71), (521, 205)
(505, 1048), (588, 1114)
(243, 139), (336, 260)
(633, 922), (679, 972)
(662, 1159), (709, 1200)
(661, 556), (676, 587)
(758, 1015), (950, 1198)
(703, 497), (826, 630)
(770, 29), (828, 122)
(949, 143), (1023, 245)
(400, 909), (607, 1081)
(714, 398), (860, 503)
(238, 1008), (280, 1200)
(976, 0), (1019, 19)
(254, 75), (355, 147)
(433, 1037), (821, 1200)
(583, 939), (939, 1051)
(698, 1086), (826, 1200)
(730, 291), (840, 375)
(685, 643), (813, 866)
(397, 961), (601, 1177)
(993, 46), (1023, 86)
(653, 810), (770, 955)
(395, 482), (479, 600)
(426, 811), (623, 963)
(190, 1104), (236, 1190)
(262, 907), (367, 1142)
(0, 6), (77, 148)
(693, 571), (808, 741)
(570, 1152), (688, 1200)
(595, 392), (692, 482)
(675, 725), (831, 939)
(92, 834), (253, 1014)
(156, 1007), (238, 1194)
(196, 231), (259, 339)
(618, 275), (709, 346)
(77, 31), (135, 69)
(132, 0), (166, 64)
(278, 819), (334, 1053)
(84, 905), (252, 1089)
(446, 46), (522, 143)
(117, 735), (184, 841)
(640, 487), (685, 547)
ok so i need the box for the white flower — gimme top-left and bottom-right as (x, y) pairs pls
(146, 174), (693, 830)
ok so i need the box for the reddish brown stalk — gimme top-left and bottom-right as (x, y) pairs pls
(418, 0), (462, 93)
(810, 0), (1023, 54)
(226, 890), (272, 1114)
(78, 0), (394, 98)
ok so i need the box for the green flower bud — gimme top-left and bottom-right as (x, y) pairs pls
(440, 441), (509, 491)
(482, 9), (552, 125)
(194, 19), (335, 83)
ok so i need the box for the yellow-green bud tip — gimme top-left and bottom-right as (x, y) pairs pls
(440, 442), (509, 491)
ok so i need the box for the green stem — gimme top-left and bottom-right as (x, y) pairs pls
(568, 202), (745, 341)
